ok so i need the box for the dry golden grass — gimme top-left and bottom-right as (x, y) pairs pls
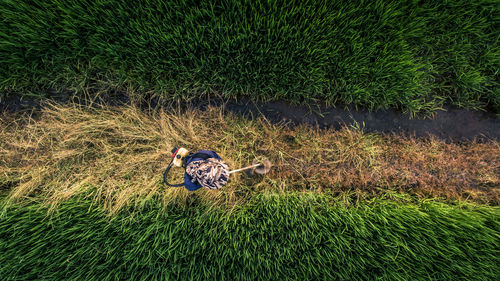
(1, 102), (498, 213)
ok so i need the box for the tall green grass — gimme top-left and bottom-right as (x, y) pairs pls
(0, 0), (498, 114)
(1, 193), (498, 280)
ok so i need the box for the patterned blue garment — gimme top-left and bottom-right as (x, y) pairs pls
(186, 158), (229, 190)
(183, 150), (229, 191)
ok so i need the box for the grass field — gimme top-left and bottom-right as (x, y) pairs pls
(1, 193), (499, 280)
(1, 0), (499, 114)
(1, 0), (499, 279)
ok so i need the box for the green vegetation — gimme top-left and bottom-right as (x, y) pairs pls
(1, 0), (499, 114)
(1, 1), (499, 278)
(0, 193), (499, 280)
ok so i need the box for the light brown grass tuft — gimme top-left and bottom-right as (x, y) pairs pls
(1, 102), (498, 213)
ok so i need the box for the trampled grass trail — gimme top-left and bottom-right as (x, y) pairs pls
(1, 102), (498, 213)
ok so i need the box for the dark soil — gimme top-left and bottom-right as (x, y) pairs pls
(223, 99), (500, 142)
(1, 90), (498, 142)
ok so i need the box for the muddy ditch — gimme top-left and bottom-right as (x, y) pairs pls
(1, 90), (499, 142)
(223, 99), (499, 142)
